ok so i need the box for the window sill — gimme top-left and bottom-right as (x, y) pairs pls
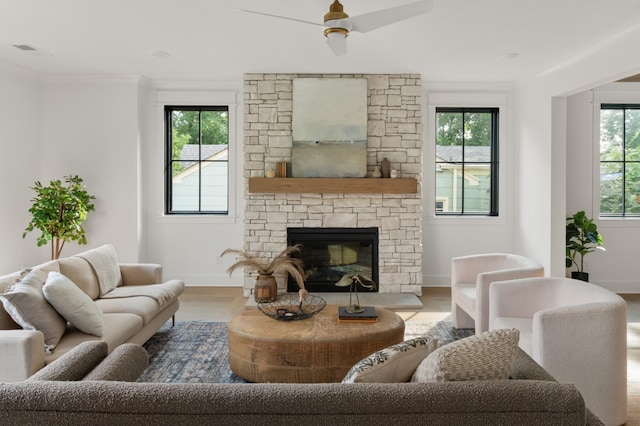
(155, 215), (238, 224)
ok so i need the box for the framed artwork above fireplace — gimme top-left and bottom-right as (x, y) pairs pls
(291, 78), (368, 178)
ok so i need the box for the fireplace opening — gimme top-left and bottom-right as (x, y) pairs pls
(287, 227), (379, 293)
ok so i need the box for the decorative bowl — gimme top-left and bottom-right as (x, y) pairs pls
(258, 293), (326, 321)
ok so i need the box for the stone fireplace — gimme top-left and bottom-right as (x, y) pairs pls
(243, 73), (422, 296)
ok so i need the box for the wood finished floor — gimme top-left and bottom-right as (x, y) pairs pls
(176, 287), (640, 425)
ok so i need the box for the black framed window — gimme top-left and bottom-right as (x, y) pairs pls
(600, 104), (640, 217)
(435, 107), (499, 216)
(165, 106), (229, 214)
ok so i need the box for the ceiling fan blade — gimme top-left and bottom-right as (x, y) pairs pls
(240, 9), (324, 28)
(349, 0), (433, 33)
(326, 35), (348, 56)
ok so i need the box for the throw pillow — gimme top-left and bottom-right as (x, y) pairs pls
(411, 328), (520, 383)
(342, 336), (438, 383)
(0, 269), (67, 351)
(74, 244), (122, 296)
(43, 271), (104, 337)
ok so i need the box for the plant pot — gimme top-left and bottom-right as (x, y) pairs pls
(254, 275), (277, 303)
(571, 271), (589, 282)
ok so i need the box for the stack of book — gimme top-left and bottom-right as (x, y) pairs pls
(338, 306), (378, 323)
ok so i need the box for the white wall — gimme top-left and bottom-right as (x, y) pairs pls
(34, 76), (141, 263)
(143, 84), (245, 285)
(515, 22), (640, 282)
(422, 86), (517, 286)
(0, 61), (42, 272)
(566, 84), (640, 292)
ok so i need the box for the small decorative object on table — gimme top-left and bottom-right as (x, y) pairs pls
(258, 291), (326, 321)
(335, 273), (377, 314)
(337, 305), (377, 323)
(221, 245), (307, 303)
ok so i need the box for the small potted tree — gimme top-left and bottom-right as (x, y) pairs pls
(23, 175), (96, 260)
(566, 210), (605, 282)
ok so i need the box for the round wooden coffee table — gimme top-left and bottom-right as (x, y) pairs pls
(228, 304), (405, 383)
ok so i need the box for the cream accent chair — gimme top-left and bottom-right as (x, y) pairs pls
(489, 277), (627, 426)
(450, 253), (544, 334)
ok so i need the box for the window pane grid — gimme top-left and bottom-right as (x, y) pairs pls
(435, 107), (498, 216)
(165, 106), (229, 215)
(600, 104), (640, 217)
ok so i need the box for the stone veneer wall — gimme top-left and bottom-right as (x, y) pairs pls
(243, 73), (422, 296)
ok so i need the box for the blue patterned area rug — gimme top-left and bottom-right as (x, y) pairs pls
(137, 320), (473, 383)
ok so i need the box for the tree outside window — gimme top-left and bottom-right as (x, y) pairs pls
(435, 107), (499, 216)
(165, 106), (229, 214)
(600, 104), (640, 217)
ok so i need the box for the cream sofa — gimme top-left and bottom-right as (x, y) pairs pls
(0, 244), (184, 382)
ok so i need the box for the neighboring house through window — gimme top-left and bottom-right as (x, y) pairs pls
(435, 107), (499, 216)
(165, 106), (229, 214)
(600, 104), (640, 217)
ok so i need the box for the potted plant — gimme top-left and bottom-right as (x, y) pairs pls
(23, 175), (96, 260)
(221, 245), (306, 303)
(566, 210), (605, 282)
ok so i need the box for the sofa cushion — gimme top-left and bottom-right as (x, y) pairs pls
(95, 296), (168, 325)
(56, 257), (100, 300)
(0, 269), (67, 350)
(83, 343), (149, 382)
(45, 313), (144, 364)
(453, 283), (476, 312)
(95, 280), (184, 324)
(74, 244), (122, 297)
(43, 272), (104, 337)
(27, 341), (108, 381)
(342, 336), (438, 383)
(411, 328), (520, 383)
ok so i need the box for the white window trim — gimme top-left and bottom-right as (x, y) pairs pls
(425, 90), (510, 226)
(155, 90), (239, 224)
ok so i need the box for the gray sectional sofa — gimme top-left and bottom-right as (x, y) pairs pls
(0, 244), (184, 381)
(0, 343), (603, 425)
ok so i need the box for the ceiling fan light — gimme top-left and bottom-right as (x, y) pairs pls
(324, 27), (349, 38)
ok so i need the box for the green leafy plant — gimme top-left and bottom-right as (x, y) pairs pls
(23, 175), (96, 260)
(566, 210), (605, 273)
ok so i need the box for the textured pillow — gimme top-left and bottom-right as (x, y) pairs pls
(411, 328), (520, 383)
(342, 336), (438, 383)
(0, 269), (67, 350)
(43, 271), (104, 337)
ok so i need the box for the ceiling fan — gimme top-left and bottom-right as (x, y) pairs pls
(241, 0), (433, 56)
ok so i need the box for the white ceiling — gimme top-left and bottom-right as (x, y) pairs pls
(1, 0), (640, 83)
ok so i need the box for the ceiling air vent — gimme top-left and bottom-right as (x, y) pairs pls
(13, 44), (37, 51)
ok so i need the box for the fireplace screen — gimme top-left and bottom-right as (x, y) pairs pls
(287, 227), (379, 293)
